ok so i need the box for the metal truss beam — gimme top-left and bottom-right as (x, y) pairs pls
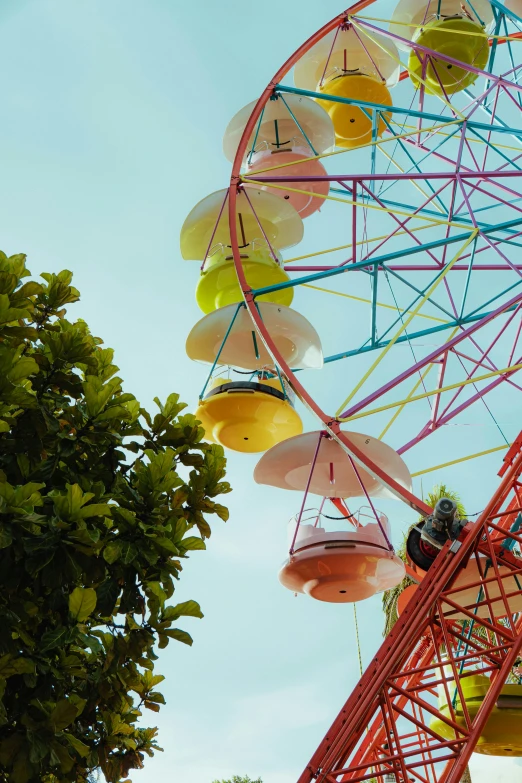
(298, 443), (522, 783)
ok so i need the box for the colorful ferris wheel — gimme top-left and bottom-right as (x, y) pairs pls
(181, 0), (522, 779)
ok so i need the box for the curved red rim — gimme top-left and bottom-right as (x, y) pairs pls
(228, 2), (432, 516)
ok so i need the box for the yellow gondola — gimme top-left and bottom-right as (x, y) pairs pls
(195, 246), (293, 313)
(430, 673), (522, 756)
(390, 0), (492, 96)
(195, 376), (302, 453)
(294, 24), (398, 149)
(317, 74), (392, 149)
(408, 17), (489, 96)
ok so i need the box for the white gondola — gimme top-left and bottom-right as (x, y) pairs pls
(223, 94), (335, 163)
(186, 302), (323, 371)
(294, 25), (400, 89)
(254, 430), (412, 499)
(180, 187), (304, 261)
(279, 512), (405, 603)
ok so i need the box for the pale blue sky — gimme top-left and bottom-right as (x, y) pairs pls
(1, 2), (521, 782)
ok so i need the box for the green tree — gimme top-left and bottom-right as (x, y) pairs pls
(212, 777), (263, 783)
(0, 252), (231, 782)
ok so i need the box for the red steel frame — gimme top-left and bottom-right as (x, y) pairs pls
(228, 2), (433, 516)
(296, 437), (522, 783)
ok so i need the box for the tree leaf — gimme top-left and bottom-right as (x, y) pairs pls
(120, 540), (138, 565)
(180, 536), (206, 551)
(11, 752), (33, 783)
(164, 628), (193, 646)
(64, 734), (90, 758)
(96, 578), (120, 616)
(50, 699), (78, 730)
(164, 600), (203, 621)
(103, 540), (122, 564)
(40, 627), (69, 653)
(27, 730), (49, 764)
(0, 655), (35, 677)
(0, 525), (12, 549)
(77, 503), (112, 520)
(212, 503), (229, 522)
(146, 690), (165, 704)
(49, 739), (75, 772)
(68, 587), (97, 622)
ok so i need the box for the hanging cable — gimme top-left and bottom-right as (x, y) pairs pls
(353, 605), (364, 678)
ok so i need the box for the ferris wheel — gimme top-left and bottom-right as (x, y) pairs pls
(181, 0), (522, 779)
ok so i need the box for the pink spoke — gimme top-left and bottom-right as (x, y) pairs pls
(340, 289), (522, 422)
(452, 348), (522, 391)
(399, 355), (522, 454)
(411, 306), (522, 433)
(358, 181), (444, 266)
(351, 180), (453, 268)
(481, 84), (502, 172)
(429, 352), (449, 431)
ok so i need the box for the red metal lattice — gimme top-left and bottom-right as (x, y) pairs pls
(298, 437), (522, 783)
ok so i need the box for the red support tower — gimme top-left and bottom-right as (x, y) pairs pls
(298, 436), (522, 783)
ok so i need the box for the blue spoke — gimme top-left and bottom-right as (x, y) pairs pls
(323, 304), (520, 364)
(278, 84), (522, 137)
(378, 114), (450, 213)
(464, 277), (522, 319)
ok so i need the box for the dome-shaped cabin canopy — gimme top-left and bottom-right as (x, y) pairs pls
(294, 25), (400, 89)
(254, 430), (412, 499)
(180, 187), (304, 261)
(390, 0), (494, 47)
(223, 94), (335, 164)
(186, 302), (323, 371)
(280, 511), (405, 603)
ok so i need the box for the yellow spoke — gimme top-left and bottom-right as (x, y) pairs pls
(241, 177), (470, 229)
(411, 443), (512, 478)
(242, 120), (463, 174)
(390, 121), (522, 153)
(353, 14), (522, 40)
(378, 327), (460, 440)
(341, 361), (522, 423)
(302, 284), (448, 323)
(284, 223), (436, 263)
